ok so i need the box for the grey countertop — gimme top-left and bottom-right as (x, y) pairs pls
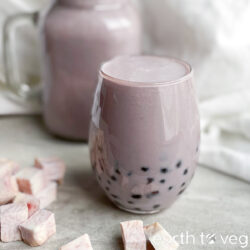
(0, 116), (249, 250)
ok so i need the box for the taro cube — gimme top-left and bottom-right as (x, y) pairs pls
(120, 220), (146, 250)
(144, 222), (179, 250)
(35, 182), (57, 209)
(0, 203), (28, 242)
(14, 193), (40, 217)
(34, 157), (66, 183)
(19, 209), (56, 246)
(16, 168), (47, 195)
(60, 234), (93, 250)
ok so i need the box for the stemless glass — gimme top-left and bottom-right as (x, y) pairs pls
(89, 56), (200, 214)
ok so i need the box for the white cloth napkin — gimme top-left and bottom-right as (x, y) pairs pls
(0, 87), (41, 115)
(199, 90), (250, 182)
(139, 0), (250, 182)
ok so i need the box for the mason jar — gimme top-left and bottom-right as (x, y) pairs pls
(40, 0), (141, 140)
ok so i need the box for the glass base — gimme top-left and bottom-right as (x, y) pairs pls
(115, 204), (162, 215)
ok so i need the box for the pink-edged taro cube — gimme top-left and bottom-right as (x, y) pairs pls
(60, 234), (93, 250)
(34, 157), (66, 184)
(144, 222), (179, 250)
(35, 182), (57, 209)
(0, 203), (28, 242)
(14, 193), (40, 217)
(16, 168), (47, 195)
(19, 209), (56, 247)
(120, 220), (147, 250)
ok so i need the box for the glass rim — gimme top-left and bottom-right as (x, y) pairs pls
(100, 55), (193, 88)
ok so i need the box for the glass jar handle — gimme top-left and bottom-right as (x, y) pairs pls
(2, 11), (40, 99)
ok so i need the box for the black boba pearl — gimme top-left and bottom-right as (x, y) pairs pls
(111, 175), (117, 181)
(160, 168), (168, 174)
(127, 172), (132, 177)
(178, 188), (186, 195)
(168, 186), (173, 191)
(147, 178), (154, 184)
(176, 160), (182, 168)
(160, 179), (165, 184)
(105, 187), (110, 192)
(107, 180), (111, 185)
(181, 182), (185, 187)
(134, 207), (141, 211)
(115, 169), (121, 175)
(131, 194), (142, 199)
(111, 194), (119, 199)
(153, 204), (160, 209)
(183, 169), (188, 175)
(141, 166), (149, 172)
(128, 201), (134, 204)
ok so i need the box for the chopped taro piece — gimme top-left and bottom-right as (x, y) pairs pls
(35, 182), (57, 209)
(121, 175), (129, 186)
(19, 209), (56, 247)
(91, 130), (115, 176)
(34, 157), (66, 184)
(16, 168), (47, 195)
(60, 234), (93, 250)
(144, 222), (179, 250)
(0, 159), (19, 178)
(131, 183), (159, 195)
(0, 203), (28, 242)
(14, 193), (40, 217)
(0, 176), (18, 205)
(120, 220), (146, 250)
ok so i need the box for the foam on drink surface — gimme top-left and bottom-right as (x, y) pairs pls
(101, 56), (190, 84)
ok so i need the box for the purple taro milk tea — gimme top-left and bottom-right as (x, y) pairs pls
(89, 56), (200, 214)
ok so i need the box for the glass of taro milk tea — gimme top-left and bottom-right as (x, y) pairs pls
(89, 55), (200, 214)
